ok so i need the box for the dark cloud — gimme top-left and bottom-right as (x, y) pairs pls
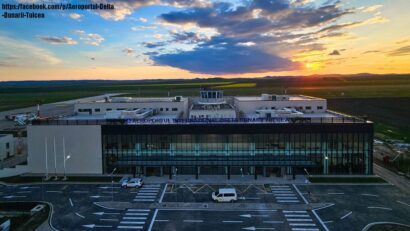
(362, 50), (380, 54)
(329, 50), (341, 55)
(151, 38), (301, 74)
(37, 36), (77, 45)
(389, 45), (410, 56)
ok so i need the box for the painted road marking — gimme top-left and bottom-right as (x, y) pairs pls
(293, 185), (308, 204)
(289, 223), (316, 227)
(263, 221), (284, 224)
(242, 226), (276, 230)
(125, 213), (149, 216)
(361, 193), (378, 197)
(75, 212), (85, 219)
(159, 183), (167, 203)
(120, 221), (145, 225)
(69, 198), (74, 207)
(82, 224), (112, 228)
(277, 200), (300, 203)
(93, 212), (121, 216)
(123, 217), (147, 220)
(397, 200), (410, 207)
(285, 214), (310, 218)
(128, 209), (150, 212)
(148, 209), (158, 231)
(183, 220), (203, 223)
(283, 211), (307, 213)
(340, 211), (352, 220)
(287, 219), (313, 222)
(117, 226), (143, 229)
(133, 199), (155, 202)
(276, 197), (298, 199)
(100, 219), (119, 222)
(367, 206), (392, 210)
(291, 228), (319, 231)
(323, 221), (333, 224)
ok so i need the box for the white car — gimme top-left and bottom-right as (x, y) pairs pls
(122, 178), (143, 188)
(212, 188), (237, 203)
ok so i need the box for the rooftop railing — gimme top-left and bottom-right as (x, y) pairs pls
(31, 115), (370, 126)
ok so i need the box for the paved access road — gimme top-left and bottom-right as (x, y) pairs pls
(297, 184), (410, 231)
(0, 183), (164, 230)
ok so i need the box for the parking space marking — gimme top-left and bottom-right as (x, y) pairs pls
(159, 183), (167, 203)
(223, 220), (243, 223)
(284, 211), (307, 213)
(289, 223), (317, 226)
(120, 221), (146, 225)
(125, 213), (149, 216)
(123, 217), (147, 220)
(293, 185), (308, 205)
(361, 193), (378, 197)
(117, 225), (143, 229)
(263, 221), (284, 224)
(75, 212), (85, 219)
(128, 209), (150, 212)
(148, 209), (158, 231)
(69, 198), (73, 207)
(291, 228), (319, 231)
(397, 200), (410, 207)
(285, 214), (310, 218)
(183, 220), (204, 223)
(46, 190), (63, 193)
(287, 219), (313, 222)
(100, 218), (119, 222)
(367, 206), (392, 210)
(340, 211), (352, 220)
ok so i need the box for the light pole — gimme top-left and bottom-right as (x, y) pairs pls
(240, 168), (243, 177)
(111, 168), (117, 202)
(174, 168), (178, 182)
(324, 156), (329, 175)
(63, 154), (71, 181)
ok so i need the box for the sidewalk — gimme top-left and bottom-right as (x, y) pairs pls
(142, 174), (308, 185)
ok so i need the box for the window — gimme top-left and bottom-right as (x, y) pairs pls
(305, 106), (311, 110)
(317, 106), (323, 110)
(172, 108), (178, 111)
(160, 108), (164, 111)
(271, 107), (276, 109)
(166, 108), (169, 111)
(95, 108), (100, 112)
(106, 108), (112, 111)
(6, 142), (10, 149)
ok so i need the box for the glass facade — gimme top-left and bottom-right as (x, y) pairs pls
(102, 123), (373, 176)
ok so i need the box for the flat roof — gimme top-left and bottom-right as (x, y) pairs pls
(234, 95), (324, 101)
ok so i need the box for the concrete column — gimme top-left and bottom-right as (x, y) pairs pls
(160, 166), (163, 176)
(195, 166), (199, 179)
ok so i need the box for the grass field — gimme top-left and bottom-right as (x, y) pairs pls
(1, 75), (410, 141)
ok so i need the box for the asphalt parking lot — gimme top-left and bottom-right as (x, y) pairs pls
(1, 182), (409, 230)
(297, 184), (410, 231)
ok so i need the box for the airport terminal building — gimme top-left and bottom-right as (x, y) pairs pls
(27, 90), (373, 178)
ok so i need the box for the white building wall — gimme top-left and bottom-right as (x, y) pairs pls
(0, 134), (14, 161)
(74, 100), (189, 118)
(27, 125), (102, 174)
(234, 98), (327, 115)
(189, 109), (236, 119)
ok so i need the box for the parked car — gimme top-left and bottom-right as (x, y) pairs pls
(212, 188), (237, 203)
(122, 178), (143, 188)
(119, 176), (131, 185)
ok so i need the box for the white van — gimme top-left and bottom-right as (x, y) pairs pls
(212, 188), (237, 203)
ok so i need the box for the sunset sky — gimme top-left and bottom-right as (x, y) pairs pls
(0, 0), (409, 81)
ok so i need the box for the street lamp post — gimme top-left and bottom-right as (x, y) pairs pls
(63, 154), (71, 181)
(111, 168), (117, 202)
(240, 168), (243, 177)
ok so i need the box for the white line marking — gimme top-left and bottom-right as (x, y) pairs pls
(128, 209), (150, 212)
(270, 186), (290, 188)
(293, 184), (308, 204)
(277, 200), (300, 203)
(183, 220), (203, 223)
(283, 211), (307, 213)
(361, 194), (378, 197)
(100, 218), (119, 222)
(340, 211), (352, 220)
(223, 221), (243, 223)
(137, 193), (158, 195)
(287, 219), (313, 222)
(285, 214), (310, 218)
(120, 221), (146, 225)
(323, 221), (333, 224)
(159, 183), (167, 203)
(312, 203), (334, 231)
(133, 199), (155, 202)
(155, 220), (169, 222)
(289, 223), (316, 227)
(125, 213), (149, 216)
(273, 194), (295, 196)
(75, 212), (85, 219)
(117, 226), (143, 229)
(291, 228), (319, 231)
(263, 221), (284, 224)
(148, 209), (158, 231)
(123, 217), (147, 220)
(276, 197), (298, 199)
(367, 206), (392, 210)
(396, 200), (410, 207)
(69, 198), (73, 207)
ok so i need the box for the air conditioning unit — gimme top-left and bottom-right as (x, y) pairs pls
(174, 96), (183, 102)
